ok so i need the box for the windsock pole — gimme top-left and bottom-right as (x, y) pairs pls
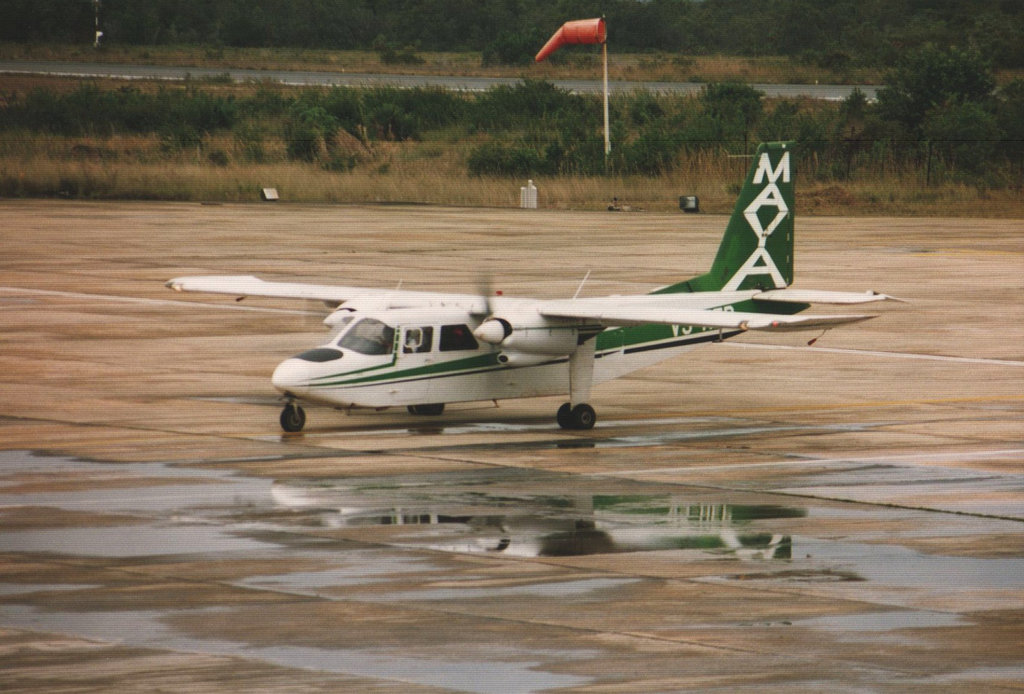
(535, 17), (610, 163)
(602, 40), (610, 162)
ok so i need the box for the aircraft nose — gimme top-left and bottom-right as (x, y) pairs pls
(271, 358), (310, 392)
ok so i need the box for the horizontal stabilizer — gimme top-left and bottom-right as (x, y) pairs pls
(754, 289), (906, 304)
(746, 313), (878, 331)
(541, 299), (877, 332)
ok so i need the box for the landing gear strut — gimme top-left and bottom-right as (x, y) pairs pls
(556, 402), (596, 430)
(557, 338), (597, 430)
(280, 402), (306, 432)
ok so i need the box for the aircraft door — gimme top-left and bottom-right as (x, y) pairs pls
(398, 326), (436, 402)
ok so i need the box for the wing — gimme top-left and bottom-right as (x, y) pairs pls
(166, 275), (897, 332)
(166, 275), (487, 311)
(539, 288), (899, 333)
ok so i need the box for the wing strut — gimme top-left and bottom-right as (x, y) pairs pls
(570, 339), (595, 407)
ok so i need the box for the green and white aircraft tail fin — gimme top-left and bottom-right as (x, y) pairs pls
(658, 141), (795, 294)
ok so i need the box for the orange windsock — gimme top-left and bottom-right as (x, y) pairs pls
(535, 17), (606, 62)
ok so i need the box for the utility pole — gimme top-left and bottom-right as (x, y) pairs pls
(93, 0), (103, 48)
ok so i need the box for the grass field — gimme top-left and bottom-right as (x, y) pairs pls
(1, 50), (1021, 217)
(4, 129), (1019, 216)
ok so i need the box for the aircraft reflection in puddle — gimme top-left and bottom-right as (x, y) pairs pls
(272, 484), (801, 560)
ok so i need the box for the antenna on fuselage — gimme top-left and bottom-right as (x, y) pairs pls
(572, 270), (592, 300)
(476, 273), (497, 317)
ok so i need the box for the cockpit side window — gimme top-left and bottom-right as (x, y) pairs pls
(403, 326), (433, 353)
(440, 324), (479, 352)
(337, 318), (395, 355)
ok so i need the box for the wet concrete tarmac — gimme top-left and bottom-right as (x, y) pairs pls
(1, 201), (1023, 691)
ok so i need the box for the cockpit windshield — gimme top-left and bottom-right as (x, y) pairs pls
(326, 313), (355, 341)
(336, 318), (395, 355)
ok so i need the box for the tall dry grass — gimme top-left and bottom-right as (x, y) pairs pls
(2, 131), (1021, 216)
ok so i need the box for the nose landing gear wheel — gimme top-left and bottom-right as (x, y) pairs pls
(557, 402), (596, 430)
(280, 403), (306, 432)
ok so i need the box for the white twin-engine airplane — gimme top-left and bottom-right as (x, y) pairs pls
(167, 142), (897, 433)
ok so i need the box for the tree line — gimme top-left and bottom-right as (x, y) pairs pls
(4, 0), (1023, 69)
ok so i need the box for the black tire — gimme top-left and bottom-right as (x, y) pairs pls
(408, 403), (445, 416)
(570, 403), (596, 430)
(556, 402), (573, 429)
(280, 404), (306, 432)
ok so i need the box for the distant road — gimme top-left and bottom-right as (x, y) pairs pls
(0, 59), (877, 101)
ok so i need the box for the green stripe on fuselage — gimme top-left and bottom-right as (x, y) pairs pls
(308, 353), (500, 389)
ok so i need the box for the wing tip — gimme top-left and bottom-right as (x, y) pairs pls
(872, 291), (909, 304)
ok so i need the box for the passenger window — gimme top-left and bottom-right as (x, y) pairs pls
(440, 324), (479, 351)
(403, 326), (433, 353)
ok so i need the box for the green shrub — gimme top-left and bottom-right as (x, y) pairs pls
(473, 80), (596, 131)
(3, 84), (237, 137)
(285, 120), (323, 162)
(468, 141), (548, 176)
(207, 148), (230, 166)
(160, 123), (202, 151)
(481, 29), (545, 67)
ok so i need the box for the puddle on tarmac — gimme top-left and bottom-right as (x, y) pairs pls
(0, 450), (286, 558)
(272, 476), (802, 560)
(0, 454), (597, 690)
(237, 551), (436, 594)
(0, 451), (799, 564)
(0, 524), (278, 557)
(791, 537), (1024, 590)
(775, 458), (1024, 519)
(793, 610), (964, 632)
(784, 610), (968, 647)
(0, 583), (100, 596)
(364, 577), (642, 603)
(3, 452), (1023, 593)
(691, 608), (967, 646)
(268, 472), (1024, 606)
(4, 451), (1024, 688)
(0, 605), (590, 694)
(0, 449), (274, 514)
(922, 665), (1024, 685)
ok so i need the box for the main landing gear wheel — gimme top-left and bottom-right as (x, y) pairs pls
(280, 403), (306, 433)
(556, 402), (573, 429)
(407, 403), (445, 416)
(557, 402), (596, 430)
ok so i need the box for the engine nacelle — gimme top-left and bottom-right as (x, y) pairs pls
(474, 316), (578, 355)
(474, 318), (512, 344)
